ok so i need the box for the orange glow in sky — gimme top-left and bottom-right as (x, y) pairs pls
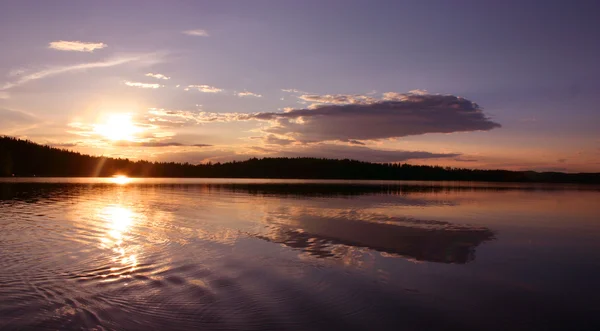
(93, 114), (143, 142)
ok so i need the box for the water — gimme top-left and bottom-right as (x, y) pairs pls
(1, 178), (599, 330)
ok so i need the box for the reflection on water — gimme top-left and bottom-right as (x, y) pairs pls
(1, 179), (599, 330)
(257, 214), (495, 263)
(110, 175), (132, 185)
(98, 205), (138, 272)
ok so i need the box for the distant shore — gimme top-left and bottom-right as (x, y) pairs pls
(2, 136), (600, 184)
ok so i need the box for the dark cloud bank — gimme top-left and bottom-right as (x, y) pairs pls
(144, 91), (501, 163)
(247, 92), (501, 143)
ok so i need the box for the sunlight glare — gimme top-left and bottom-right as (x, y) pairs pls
(97, 205), (139, 271)
(101, 206), (133, 239)
(93, 114), (143, 141)
(111, 175), (131, 185)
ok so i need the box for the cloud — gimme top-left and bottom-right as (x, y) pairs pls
(146, 109), (199, 126)
(182, 29), (209, 37)
(114, 141), (184, 147)
(125, 81), (161, 89)
(298, 94), (377, 105)
(48, 40), (107, 52)
(237, 91), (262, 98)
(144, 92), (499, 146)
(185, 85), (222, 93)
(244, 91), (500, 143)
(454, 157), (479, 162)
(155, 144), (459, 164)
(346, 140), (365, 145)
(111, 141), (212, 148)
(276, 144), (459, 163)
(281, 88), (309, 94)
(145, 73), (170, 80)
(51, 143), (81, 148)
(0, 108), (40, 133)
(1, 55), (147, 90)
(145, 108), (245, 125)
(262, 134), (295, 146)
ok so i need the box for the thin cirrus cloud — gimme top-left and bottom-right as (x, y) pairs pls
(185, 85), (222, 93)
(281, 88), (309, 94)
(48, 40), (107, 52)
(145, 73), (170, 80)
(0, 108), (39, 133)
(0, 55), (150, 91)
(237, 91), (262, 98)
(182, 29), (209, 37)
(298, 94), (376, 105)
(125, 81), (161, 89)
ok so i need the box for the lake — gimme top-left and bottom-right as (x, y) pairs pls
(1, 178), (599, 330)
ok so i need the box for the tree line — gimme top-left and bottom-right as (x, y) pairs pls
(1, 136), (599, 183)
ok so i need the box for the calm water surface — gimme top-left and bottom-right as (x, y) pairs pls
(1, 178), (599, 330)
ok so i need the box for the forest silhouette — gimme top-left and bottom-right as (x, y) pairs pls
(1, 136), (599, 183)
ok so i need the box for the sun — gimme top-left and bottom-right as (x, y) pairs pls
(93, 114), (143, 141)
(111, 175), (131, 185)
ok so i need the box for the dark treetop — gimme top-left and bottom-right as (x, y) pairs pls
(1, 136), (599, 183)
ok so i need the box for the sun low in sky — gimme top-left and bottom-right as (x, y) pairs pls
(0, 1), (599, 172)
(93, 114), (144, 142)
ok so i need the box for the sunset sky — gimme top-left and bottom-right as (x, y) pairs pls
(1, 0), (599, 172)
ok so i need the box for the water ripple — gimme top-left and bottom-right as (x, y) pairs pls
(1, 181), (599, 330)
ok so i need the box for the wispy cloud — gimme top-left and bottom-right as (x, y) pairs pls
(264, 134), (295, 146)
(298, 94), (376, 105)
(382, 89), (428, 101)
(145, 73), (170, 80)
(237, 91), (262, 98)
(124, 81), (161, 89)
(251, 134), (295, 146)
(146, 108), (246, 125)
(0, 55), (146, 90)
(185, 85), (222, 93)
(48, 40), (107, 52)
(182, 29), (209, 37)
(0, 108), (40, 134)
(281, 88), (309, 94)
(51, 142), (82, 148)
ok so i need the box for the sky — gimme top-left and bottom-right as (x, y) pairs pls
(1, 0), (599, 172)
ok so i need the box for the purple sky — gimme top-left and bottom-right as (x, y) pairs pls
(1, 0), (599, 172)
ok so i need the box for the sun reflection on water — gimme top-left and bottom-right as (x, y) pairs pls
(98, 205), (138, 272)
(111, 175), (131, 185)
